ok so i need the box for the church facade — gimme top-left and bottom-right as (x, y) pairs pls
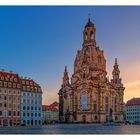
(58, 18), (125, 123)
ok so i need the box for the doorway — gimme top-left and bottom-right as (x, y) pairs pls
(82, 115), (86, 123)
(3, 119), (8, 127)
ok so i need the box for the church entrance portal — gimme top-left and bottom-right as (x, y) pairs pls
(82, 115), (86, 123)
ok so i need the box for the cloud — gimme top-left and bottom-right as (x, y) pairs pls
(124, 80), (140, 88)
(124, 80), (140, 103)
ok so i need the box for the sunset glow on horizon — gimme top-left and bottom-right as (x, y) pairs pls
(0, 6), (140, 105)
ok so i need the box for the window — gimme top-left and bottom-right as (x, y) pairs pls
(27, 113), (30, 117)
(81, 93), (87, 111)
(10, 78), (13, 82)
(0, 89), (2, 93)
(0, 95), (1, 100)
(114, 97), (117, 112)
(4, 82), (7, 87)
(82, 83), (86, 89)
(27, 99), (30, 104)
(4, 90), (6, 94)
(13, 83), (16, 88)
(85, 32), (88, 40)
(0, 111), (2, 116)
(4, 96), (6, 100)
(8, 82), (12, 88)
(13, 111), (16, 116)
(4, 103), (6, 108)
(35, 107), (37, 110)
(74, 96), (78, 111)
(105, 97), (108, 103)
(23, 99), (26, 103)
(27, 120), (30, 125)
(1, 76), (4, 80)
(31, 100), (33, 104)
(31, 106), (33, 110)
(39, 113), (41, 117)
(0, 81), (2, 86)
(27, 86), (30, 91)
(9, 104), (11, 108)
(9, 96), (12, 100)
(23, 113), (25, 117)
(94, 104), (97, 112)
(9, 111), (11, 116)
(23, 106), (26, 110)
(14, 78), (17, 82)
(90, 31), (94, 39)
(39, 120), (41, 125)
(22, 80), (25, 84)
(31, 113), (33, 117)
(35, 100), (37, 104)
(0, 103), (2, 108)
(23, 120), (26, 124)
(26, 81), (29, 85)
(95, 116), (97, 120)
(106, 104), (108, 113)
(35, 113), (37, 117)
(17, 84), (20, 88)
(27, 106), (30, 110)
(35, 120), (37, 125)
(13, 96), (15, 101)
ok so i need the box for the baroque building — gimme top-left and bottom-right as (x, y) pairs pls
(0, 70), (43, 127)
(0, 71), (21, 126)
(20, 77), (42, 126)
(58, 18), (125, 123)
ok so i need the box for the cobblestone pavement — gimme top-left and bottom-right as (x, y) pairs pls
(0, 123), (140, 134)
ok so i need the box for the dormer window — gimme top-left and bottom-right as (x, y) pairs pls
(1, 77), (4, 80)
(14, 78), (17, 82)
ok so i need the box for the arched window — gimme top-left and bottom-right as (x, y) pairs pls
(81, 93), (87, 111)
(105, 97), (108, 113)
(74, 96), (77, 111)
(114, 97), (117, 112)
(85, 32), (88, 40)
(82, 83), (86, 89)
(90, 31), (94, 39)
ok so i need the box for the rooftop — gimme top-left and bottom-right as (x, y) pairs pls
(126, 97), (140, 106)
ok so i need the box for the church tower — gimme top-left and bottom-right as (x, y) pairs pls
(58, 66), (72, 122)
(83, 18), (96, 47)
(111, 58), (125, 121)
(111, 58), (122, 85)
(62, 66), (70, 87)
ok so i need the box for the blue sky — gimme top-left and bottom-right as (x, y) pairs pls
(0, 6), (140, 104)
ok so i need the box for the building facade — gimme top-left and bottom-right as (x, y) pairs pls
(0, 70), (43, 127)
(42, 102), (59, 124)
(58, 18), (125, 123)
(20, 77), (42, 126)
(0, 71), (21, 126)
(126, 98), (140, 124)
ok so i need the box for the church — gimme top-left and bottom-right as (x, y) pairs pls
(58, 18), (125, 123)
